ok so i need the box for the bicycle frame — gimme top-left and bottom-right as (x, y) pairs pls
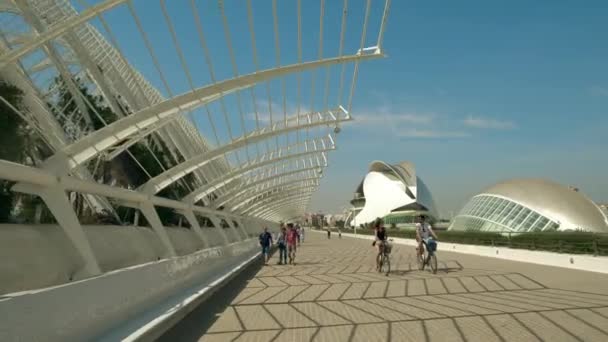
(418, 238), (438, 273)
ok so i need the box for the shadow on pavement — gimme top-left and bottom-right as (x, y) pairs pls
(157, 258), (264, 342)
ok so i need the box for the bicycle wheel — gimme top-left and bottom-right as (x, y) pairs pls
(417, 252), (425, 270)
(430, 254), (438, 274)
(381, 254), (390, 275)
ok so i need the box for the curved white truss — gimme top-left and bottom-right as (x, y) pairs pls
(254, 196), (314, 219)
(139, 113), (342, 195)
(247, 196), (315, 220)
(183, 146), (330, 205)
(41, 54), (375, 172)
(0, 0), (392, 289)
(214, 167), (322, 209)
(260, 201), (310, 221)
(230, 180), (320, 213)
(240, 188), (317, 216)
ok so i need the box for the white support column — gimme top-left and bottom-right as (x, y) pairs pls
(138, 202), (177, 257)
(207, 214), (231, 245)
(228, 218), (249, 241)
(133, 210), (140, 226)
(19, 184), (102, 278)
(181, 208), (209, 249)
(234, 218), (250, 238)
(220, 216), (245, 242)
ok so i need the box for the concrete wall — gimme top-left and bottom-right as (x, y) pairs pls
(0, 223), (264, 295)
(0, 238), (259, 342)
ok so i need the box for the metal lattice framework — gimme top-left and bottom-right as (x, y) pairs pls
(0, 0), (391, 277)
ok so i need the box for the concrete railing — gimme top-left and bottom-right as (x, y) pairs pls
(316, 230), (608, 275)
(0, 237), (260, 342)
(0, 223), (261, 294)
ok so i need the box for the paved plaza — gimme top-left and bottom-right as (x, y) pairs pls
(161, 231), (608, 342)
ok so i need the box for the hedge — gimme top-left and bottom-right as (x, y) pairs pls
(322, 227), (608, 256)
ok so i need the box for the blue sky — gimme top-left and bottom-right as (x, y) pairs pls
(309, 0), (608, 217)
(88, 0), (608, 218)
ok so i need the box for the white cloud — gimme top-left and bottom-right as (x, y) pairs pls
(463, 115), (516, 130)
(354, 112), (435, 125)
(348, 102), (476, 139)
(247, 101), (311, 125)
(398, 129), (470, 139)
(590, 86), (608, 97)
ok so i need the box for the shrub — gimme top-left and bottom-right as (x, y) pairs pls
(351, 229), (607, 255)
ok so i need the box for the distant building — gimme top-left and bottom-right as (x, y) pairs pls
(450, 179), (608, 233)
(347, 161), (438, 228)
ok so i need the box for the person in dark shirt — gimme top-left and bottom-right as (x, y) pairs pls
(276, 227), (288, 265)
(259, 227), (273, 265)
(372, 219), (388, 270)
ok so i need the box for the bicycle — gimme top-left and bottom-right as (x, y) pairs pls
(417, 238), (438, 274)
(377, 239), (393, 276)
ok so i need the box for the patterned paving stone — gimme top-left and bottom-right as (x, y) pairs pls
(161, 231), (608, 342)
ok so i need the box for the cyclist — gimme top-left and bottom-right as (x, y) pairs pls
(259, 227), (273, 265)
(415, 215), (438, 257)
(372, 218), (388, 270)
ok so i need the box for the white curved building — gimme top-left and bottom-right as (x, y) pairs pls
(449, 178), (608, 233)
(349, 161), (438, 227)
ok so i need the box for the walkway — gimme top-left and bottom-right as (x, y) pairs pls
(161, 231), (608, 342)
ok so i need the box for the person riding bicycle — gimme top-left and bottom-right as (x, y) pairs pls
(415, 215), (438, 257)
(372, 218), (388, 270)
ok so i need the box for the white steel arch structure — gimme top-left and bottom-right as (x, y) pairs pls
(0, 0), (391, 283)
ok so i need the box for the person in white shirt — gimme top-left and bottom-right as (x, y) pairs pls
(299, 225), (305, 242)
(415, 215), (438, 257)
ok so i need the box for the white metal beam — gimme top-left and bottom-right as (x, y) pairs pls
(182, 146), (329, 205)
(214, 166), (321, 209)
(259, 201), (308, 220)
(0, 160), (241, 220)
(252, 196), (313, 219)
(230, 181), (319, 212)
(0, 0), (126, 69)
(139, 111), (341, 195)
(241, 188), (316, 216)
(248, 196), (314, 219)
(41, 50), (380, 172)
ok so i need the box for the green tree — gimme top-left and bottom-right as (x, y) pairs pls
(51, 77), (198, 225)
(0, 81), (53, 222)
(0, 82), (26, 221)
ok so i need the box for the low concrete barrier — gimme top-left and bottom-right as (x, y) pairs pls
(0, 239), (259, 342)
(314, 230), (608, 274)
(0, 224), (249, 294)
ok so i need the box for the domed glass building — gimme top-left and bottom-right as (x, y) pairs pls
(347, 161), (438, 227)
(449, 179), (608, 233)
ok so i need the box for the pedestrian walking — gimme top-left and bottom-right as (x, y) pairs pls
(296, 225), (301, 247)
(276, 226), (287, 265)
(287, 223), (298, 265)
(258, 227), (273, 265)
